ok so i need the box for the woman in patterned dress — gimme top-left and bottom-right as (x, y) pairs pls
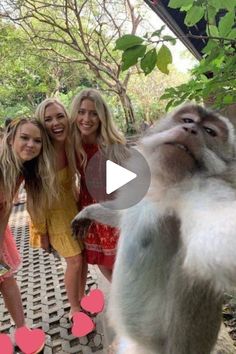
(70, 89), (129, 281)
(0, 118), (55, 340)
(29, 98), (87, 319)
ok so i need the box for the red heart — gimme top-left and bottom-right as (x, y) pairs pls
(15, 326), (45, 354)
(0, 333), (13, 354)
(72, 312), (95, 337)
(81, 289), (105, 314)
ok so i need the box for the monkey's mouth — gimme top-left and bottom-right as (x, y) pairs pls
(165, 143), (197, 162)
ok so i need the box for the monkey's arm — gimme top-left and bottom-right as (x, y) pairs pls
(71, 203), (121, 239)
(179, 180), (236, 291)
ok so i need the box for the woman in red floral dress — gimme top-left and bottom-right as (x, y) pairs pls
(70, 89), (128, 281)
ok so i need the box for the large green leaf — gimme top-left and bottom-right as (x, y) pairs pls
(115, 35), (144, 51)
(168, 0), (192, 9)
(121, 45), (146, 71)
(156, 45), (172, 74)
(222, 0), (236, 11)
(184, 6), (205, 26)
(218, 12), (235, 37)
(140, 49), (157, 75)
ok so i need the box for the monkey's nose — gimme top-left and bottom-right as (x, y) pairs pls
(183, 126), (197, 135)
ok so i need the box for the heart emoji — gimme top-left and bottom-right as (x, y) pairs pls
(0, 333), (13, 354)
(72, 312), (95, 337)
(81, 289), (105, 314)
(15, 326), (45, 354)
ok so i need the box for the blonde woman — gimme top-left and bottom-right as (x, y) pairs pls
(29, 98), (86, 320)
(70, 88), (128, 281)
(0, 118), (55, 348)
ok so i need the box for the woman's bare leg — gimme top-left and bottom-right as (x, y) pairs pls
(0, 276), (25, 328)
(98, 265), (112, 282)
(79, 256), (88, 301)
(64, 254), (83, 317)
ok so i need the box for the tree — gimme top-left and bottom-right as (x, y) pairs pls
(0, 19), (97, 119)
(113, 0), (236, 110)
(0, 0), (152, 129)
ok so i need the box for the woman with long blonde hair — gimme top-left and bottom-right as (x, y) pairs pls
(29, 98), (86, 320)
(70, 88), (129, 281)
(0, 117), (54, 349)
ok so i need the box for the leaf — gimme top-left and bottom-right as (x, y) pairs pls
(114, 35), (144, 51)
(228, 28), (236, 39)
(222, 0), (236, 11)
(180, 4), (192, 11)
(168, 0), (192, 9)
(184, 6), (205, 26)
(160, 92), (174, 100)
(202, 40), (217, 55)
(208, 25), (219, 37)
(140, 49), (157, 75)
(218, 12), (235, 37)
(156, 45), (172, 74)
(162, 35), (177, 45)
(223, 95), (234, 104)
(151, 25), (166, 37)
(165, 99), (176, 111)
(206, 6), (217, 24)
(121, 45), (146, 71)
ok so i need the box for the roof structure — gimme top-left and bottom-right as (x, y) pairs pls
(143, 0), (208, 60)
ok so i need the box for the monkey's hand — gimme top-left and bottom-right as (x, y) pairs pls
(71, 209), (92, 240)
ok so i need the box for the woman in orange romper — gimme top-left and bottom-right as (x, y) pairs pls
(70, 89), (128, 281)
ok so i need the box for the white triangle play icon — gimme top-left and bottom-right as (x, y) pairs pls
(106, 160), (137, 194)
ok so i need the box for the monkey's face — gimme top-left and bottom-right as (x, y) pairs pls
(141, 104), (235, 184)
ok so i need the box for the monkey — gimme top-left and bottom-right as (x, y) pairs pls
(72, 103), (236, 354)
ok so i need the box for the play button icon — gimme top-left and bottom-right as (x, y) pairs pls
(106, 160), (137, 194)
(84, 145), (151, 210)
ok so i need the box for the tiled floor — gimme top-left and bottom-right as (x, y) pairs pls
(0, 202), (113, 353)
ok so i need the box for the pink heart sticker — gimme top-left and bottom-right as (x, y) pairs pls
(15, 326), (45, 354)
(0, 333), (13, 354)
(81, 289), (105, 314)
(72, 312), (95, 337)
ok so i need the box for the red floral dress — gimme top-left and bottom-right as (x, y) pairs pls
(78, 143), (119, 269)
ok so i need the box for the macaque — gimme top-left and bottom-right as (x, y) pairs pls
(72, 104), (236, 354)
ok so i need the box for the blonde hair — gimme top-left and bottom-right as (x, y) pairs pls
(0, 118), (56, 216)
(70, 88), (128, 168)
(35, 97), (78, 195)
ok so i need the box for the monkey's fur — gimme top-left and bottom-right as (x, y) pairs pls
(72, 104), (236, 354)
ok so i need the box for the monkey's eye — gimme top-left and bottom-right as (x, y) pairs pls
(183, 118), (194, 123)
(203, 126), (217, 137)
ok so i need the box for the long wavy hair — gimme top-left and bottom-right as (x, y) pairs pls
(70, 88), (128, 168)
(35, 98), (77, 176)
(0, 118), (56, 216)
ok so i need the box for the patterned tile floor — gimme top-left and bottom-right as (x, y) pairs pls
(0, 201), (113, 353)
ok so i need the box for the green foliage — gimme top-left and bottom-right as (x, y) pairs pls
(184, 6), (204, 27)
(114, 34), (144, 50)
(141, 49), (157, 75)
(156, 45), (172, 74)
(121, 45), (146, 71)
(114, 0), (236, 110)
(115, 28), (173, 75)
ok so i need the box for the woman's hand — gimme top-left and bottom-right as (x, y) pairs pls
(40, 234), (51, 252)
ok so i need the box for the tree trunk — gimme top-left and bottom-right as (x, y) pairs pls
(118, 89), (136, 132)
